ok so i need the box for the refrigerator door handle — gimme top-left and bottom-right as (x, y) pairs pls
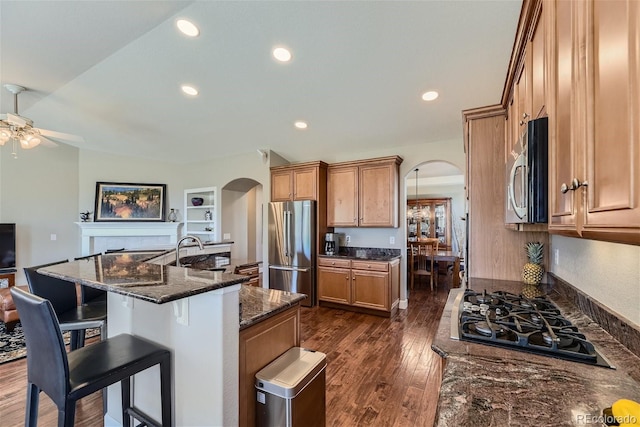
(269, 265), (311, 273)
(287, 210), (291, 257)
(282, 210), (289, 257)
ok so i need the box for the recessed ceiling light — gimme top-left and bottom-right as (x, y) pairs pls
(422, 91), (439, 101)
(181, 85), (198, 96)
(177, 19), (199, 37)
(294, 121), (308, 129)
(273, 47), (292, 62)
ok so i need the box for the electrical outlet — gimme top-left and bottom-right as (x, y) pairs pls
(389, 236), (395, 245)
(345, 235), (351, 244)
(50, 234), (57, 241)
(554, 249), (559, 266)
(223, 233), (231, 240)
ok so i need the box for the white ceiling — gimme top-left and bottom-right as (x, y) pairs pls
(0, 0), (522, 165)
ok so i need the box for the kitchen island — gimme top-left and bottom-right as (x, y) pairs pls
(38, 252), (306, 427)
(431, 278), (640, 426)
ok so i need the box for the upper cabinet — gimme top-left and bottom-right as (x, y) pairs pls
(327, 156), (403, 228)
(506, 1), (546, 154)
(270, 161), (328, 201)
(546, 0), (640, 244)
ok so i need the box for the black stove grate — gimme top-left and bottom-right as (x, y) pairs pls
(457, 290), (614, 369)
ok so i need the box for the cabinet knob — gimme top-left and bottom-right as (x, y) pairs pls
(522, 112), (529, 120)
(345, 276), (349, 280)
(560, 178), (588, 194)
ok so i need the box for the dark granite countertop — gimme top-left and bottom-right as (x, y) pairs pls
(319, 246), (402, 262)
(38, 252), (249, 304)
(239, 285), (307, 330)
(432, 278), (640, 426)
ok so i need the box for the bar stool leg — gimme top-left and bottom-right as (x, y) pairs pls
(122, 377), (131, 427)
(160, 355), (172, 426)
(25, 383), (40, 427)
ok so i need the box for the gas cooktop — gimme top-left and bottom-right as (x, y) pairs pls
(451, 290), (614, 369)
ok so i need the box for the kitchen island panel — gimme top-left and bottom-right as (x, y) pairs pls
(105, 285), (241, 427)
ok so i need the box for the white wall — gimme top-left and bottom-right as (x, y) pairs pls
(550, 235), (640, 327)
(1, 143), (79, 284)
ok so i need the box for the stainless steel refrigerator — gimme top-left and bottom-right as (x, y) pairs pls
(268, 200), (316, 307)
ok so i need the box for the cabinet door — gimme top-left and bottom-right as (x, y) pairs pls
(581, 0), (640, 242)
(327, 166), (358, 227)
(293, 167), (317, 200)
(359, 162), (398, 227)
(351, 269), (389, 311)
(318, 266), (351, 304)
(271, 170), (292, 201)
(548, 0), (581, 234)
(531, 2), (546, 118)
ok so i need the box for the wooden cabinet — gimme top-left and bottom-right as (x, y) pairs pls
(317, 258), (351, 304)
(234, 262), (261, 287)
(238, 305), (300, 427)
(463, 106), (549, 281)
(270, 161), (326, 202)
(318, 256), (400, 316)
(327, 156), (403, 228)
(406, 198), (452, 250)
(506, 1), (546, 154)
(546, 0), (640, 244)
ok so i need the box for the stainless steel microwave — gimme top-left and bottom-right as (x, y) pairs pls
(505, 117), (548, 224)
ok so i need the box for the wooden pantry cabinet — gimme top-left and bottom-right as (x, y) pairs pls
(546, 0), (640, 245)
(327, 156), (403, 228)
(317, 256), (400, 317)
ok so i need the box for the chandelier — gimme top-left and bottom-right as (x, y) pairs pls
(407, 168), (425, 221)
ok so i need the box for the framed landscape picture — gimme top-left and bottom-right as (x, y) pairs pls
(94, 182), (166, 222)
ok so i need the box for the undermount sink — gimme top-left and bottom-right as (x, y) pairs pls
(166, 253), (231, 271)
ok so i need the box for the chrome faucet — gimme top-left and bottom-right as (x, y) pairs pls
(176, 235), (204, 267)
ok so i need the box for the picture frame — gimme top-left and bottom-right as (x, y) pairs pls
(94, 182), (167, 222)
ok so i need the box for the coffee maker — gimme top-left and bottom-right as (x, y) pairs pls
(324, 233), (341, 255)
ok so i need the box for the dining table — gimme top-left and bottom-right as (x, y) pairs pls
(408, 240), (462, 288)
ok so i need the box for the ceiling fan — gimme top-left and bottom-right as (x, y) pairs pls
(0, 83), (84, 158)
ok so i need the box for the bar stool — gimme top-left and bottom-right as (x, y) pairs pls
(11, 287), (172, 427)
(24, 260), (107, 350)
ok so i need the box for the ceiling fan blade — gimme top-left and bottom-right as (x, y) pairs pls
(39, 135), (59, 148)
(37, 128), (84, 143)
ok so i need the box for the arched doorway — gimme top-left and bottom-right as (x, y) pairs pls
(404, 160), (465, 291)
(221, 178), (263, 262)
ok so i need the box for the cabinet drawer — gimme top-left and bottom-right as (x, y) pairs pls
(236, 265), (259, 276)
(318, 257), (351, 268)
(351, 260), (388, 272)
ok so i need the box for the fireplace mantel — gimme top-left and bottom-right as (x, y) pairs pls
(75, 222), (181, 255)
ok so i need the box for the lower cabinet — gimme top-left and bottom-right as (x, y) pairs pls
(238, 305), (300, 427)
(318, 257), (400, 317)
(234, 262), (261, 287)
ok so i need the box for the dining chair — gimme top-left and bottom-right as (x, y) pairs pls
(24, 260), (106, 350)
(410, 239), (440, 291)
(10, 287), (172, 427)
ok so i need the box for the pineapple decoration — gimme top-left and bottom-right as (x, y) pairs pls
(522, 242), (545, 285)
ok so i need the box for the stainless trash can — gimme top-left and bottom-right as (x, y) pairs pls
(255, 347), (327, 427)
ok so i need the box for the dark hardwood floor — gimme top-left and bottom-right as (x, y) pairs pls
(0, 284), (449, 426)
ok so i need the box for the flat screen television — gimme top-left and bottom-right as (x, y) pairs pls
(0, 223), (16, 270)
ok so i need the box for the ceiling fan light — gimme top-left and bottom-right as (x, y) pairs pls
(20, 133), (41, 149)
(0, 129), (10, 145)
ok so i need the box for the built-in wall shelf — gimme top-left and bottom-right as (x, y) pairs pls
(184, 187), (217, 241)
